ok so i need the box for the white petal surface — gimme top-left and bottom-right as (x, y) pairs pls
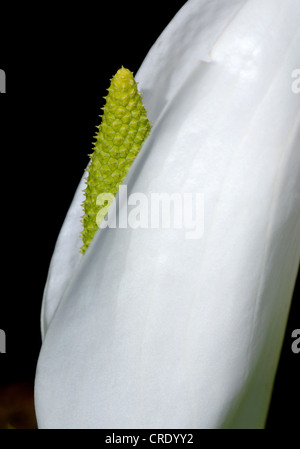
(35, 0), (300, 429)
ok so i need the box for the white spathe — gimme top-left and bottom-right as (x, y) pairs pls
(34, 0), (300, 429)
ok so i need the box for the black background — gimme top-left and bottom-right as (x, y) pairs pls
(0, 0), (299, 429)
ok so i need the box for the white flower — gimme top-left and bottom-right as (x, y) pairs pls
(34, 0), (300, 429)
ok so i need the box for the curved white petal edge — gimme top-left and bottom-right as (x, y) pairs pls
(35, 0), (300, 429)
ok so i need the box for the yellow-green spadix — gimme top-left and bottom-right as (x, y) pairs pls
(81, 67), (151, 254)
(35, 0), (300, 429)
